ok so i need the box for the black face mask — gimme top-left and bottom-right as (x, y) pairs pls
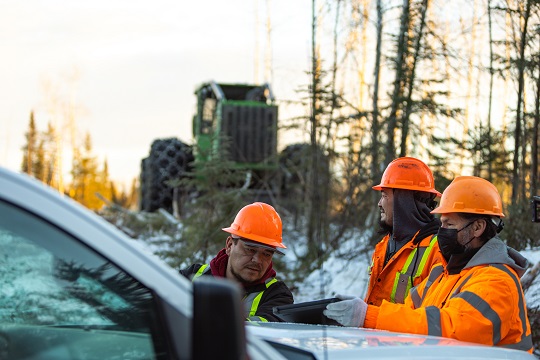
(437, 222), (475, 261)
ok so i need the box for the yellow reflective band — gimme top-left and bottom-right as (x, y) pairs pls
(390, 272), (400, 303)
(191, 264), (209, 282)
(248, 278), (278, 317)
(247, 316), (268, 322)
(414, 236), (438, 278)
(248, 291), (264, 317)
(390, 235), (437, 303)
(390, 248), (418, 303)
(265, 278), (278, 288)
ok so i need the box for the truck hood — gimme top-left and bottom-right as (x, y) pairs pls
(247, 322), (535, 360)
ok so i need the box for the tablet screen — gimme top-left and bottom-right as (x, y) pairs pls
(273, 298), (341, 325)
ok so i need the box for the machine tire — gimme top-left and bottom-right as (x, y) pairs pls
(140, 138), (193, 213)
(278, 143), (330, 214)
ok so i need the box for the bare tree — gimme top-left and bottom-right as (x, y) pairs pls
(511, 0), (532, 205)
(533, 75), (539, 196)
(371, 0), (383, 183)
(532, 28), (540, 196)
(385, 0), (410, 164)
(399, 0), (430, 157)
(307, 0), (323, 257)
(487, 0), (495, 182)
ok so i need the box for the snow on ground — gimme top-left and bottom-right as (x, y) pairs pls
(290, 233), (372, 303)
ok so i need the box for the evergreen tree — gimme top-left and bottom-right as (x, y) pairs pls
(41, 122), (58, 187)
(21, 111), (38, 176)
(70, 132), (101, 209)
(20, 114), (58, 186)
(98, 159), (113, 205)
(34, 138), (46, 181)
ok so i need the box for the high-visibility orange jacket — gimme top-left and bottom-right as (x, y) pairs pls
(365, 227), (443, 306)
(364, 237), (533, 353)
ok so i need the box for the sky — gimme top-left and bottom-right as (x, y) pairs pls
(0, 0), (312, 187)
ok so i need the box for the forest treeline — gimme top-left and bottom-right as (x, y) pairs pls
(19, 0), (539, 254)
(20, 111), (137, 210)
(277, 0), (540, 256)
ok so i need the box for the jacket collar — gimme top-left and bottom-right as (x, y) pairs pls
(460, 237), (530, 277)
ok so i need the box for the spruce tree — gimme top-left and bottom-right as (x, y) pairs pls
(70, 132), (101, 209)
(21, 111), (38, 176)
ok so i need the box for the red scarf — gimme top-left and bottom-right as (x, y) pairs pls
(209, 248), (277, 287)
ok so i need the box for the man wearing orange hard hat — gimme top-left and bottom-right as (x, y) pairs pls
(325, 176), (533, 353)
(366, 157), (444, 306)
(180, 202), (293, 322)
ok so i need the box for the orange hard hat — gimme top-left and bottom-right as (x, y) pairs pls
(431, 176), (505, 217)
(222, 202), (286, 249)
(372, 157), (442, 197)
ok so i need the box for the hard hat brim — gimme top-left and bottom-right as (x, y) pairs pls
(235, 238), (285, 256)
(372, 184), (442, 197)
(222, 226), (287, 250)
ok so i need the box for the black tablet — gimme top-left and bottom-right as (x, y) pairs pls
(273, 298), (341, 325)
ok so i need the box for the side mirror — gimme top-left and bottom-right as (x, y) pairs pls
(192, 276), (246, 360)
(532, 196), (540, 223)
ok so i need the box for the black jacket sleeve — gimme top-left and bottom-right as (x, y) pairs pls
(250, 280), (294, 322)
(178, 264), (203, 280)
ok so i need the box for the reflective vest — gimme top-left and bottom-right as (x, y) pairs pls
(365, 233), (442, 306)
(191, 264), (277, 322)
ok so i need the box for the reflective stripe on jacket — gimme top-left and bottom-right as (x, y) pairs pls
(365, 233), (443, 306)
(192, 263), (210, 280)
(368, 238), (533, 353)
(244, 278), (278, 322)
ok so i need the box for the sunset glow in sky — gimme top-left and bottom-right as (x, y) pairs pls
(0, 0), (311, 186)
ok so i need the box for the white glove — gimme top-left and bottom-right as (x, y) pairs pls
(323, 294), (368, 327)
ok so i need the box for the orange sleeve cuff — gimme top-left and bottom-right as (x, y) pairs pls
(363, 304), (379, 328)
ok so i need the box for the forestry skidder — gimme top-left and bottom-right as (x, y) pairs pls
(139, 81), (319, 214)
